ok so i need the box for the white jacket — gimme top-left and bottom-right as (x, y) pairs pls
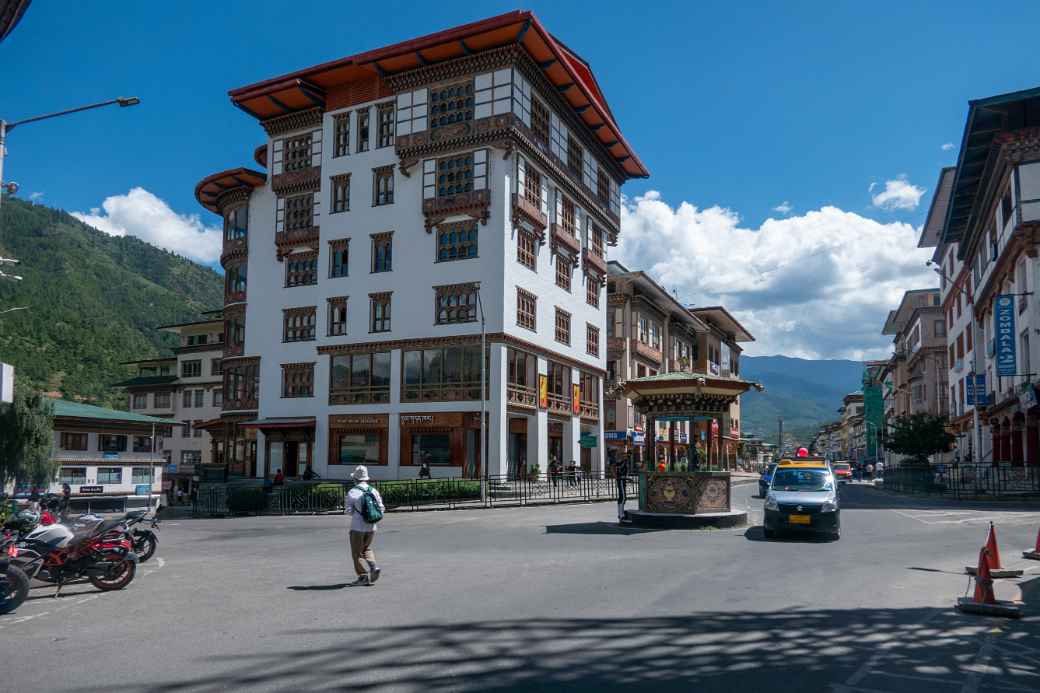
(346, 482), (385, 532)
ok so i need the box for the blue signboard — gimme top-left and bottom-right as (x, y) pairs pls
(134, 484), (151, 496)
(604, 431), (628, 441)
(166, 463), (177, 474)
(966, 374), (989, 406)
(102, 452), (120, 460)
(631, 431), (646, 445)
(996, 295), (1017, 376)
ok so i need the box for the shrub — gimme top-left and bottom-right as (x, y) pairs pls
(371, 479), (481, 507)
(226, 487), (267, 514)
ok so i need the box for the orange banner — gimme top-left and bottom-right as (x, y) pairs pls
(538, 374), (548, 409)
(572, 384), (581, 415)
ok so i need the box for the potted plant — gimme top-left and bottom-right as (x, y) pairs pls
(528, 463), (541, 482)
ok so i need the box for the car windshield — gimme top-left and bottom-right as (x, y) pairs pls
(772, 469), (832, 492)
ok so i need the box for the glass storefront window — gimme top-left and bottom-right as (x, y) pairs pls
(338, 433), (381, 465)
(412, 433), (451, 465)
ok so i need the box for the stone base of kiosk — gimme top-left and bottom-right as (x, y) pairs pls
(626, 508), (748, 529)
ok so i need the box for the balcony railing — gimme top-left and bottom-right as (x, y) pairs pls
(54, 451), (164, 464)
(511, 192), (547, 233)
(507, 383), (537, 408)
(580, 400), (600, 421)
(402, 381), (482, 403)
(551, 222), (581, 255)
(607, 337), (626, 354)
(630, 339), (663, 365)
(329, 387), (391, 405)
(271, 166), (320, 195)
(582, 247), (607, 276)
(546, 392), (572, 416)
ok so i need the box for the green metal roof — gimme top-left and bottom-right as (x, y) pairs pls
(49, 399), (181, 426)
(111, 375), (179, 388)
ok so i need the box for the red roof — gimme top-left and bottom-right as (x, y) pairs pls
(228, 11), (647, 179)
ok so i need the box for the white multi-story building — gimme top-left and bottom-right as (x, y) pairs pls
(194, 11), (647, 481)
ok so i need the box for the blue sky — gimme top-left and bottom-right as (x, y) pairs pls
(4, 1), (1039, 358)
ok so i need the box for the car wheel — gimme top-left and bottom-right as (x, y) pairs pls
(763, 528), (776, 539)
(831, 529), (840, 541)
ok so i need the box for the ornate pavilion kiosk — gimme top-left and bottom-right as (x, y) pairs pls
(621, 372), (762, 528)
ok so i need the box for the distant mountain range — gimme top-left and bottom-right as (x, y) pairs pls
(0, 197), (223, 406)
(739, 355), (866, 444)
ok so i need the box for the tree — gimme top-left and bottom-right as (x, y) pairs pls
(0, 384), (56, 491)
(883, 413), (954, 467)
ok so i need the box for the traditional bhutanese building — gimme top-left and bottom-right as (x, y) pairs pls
(194, 11), (647, 481)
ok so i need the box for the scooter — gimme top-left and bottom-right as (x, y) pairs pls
(0, 539), (30, 614)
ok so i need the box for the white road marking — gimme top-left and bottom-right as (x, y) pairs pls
(892, 509), (1040, 527)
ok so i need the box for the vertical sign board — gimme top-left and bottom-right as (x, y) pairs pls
(966, 374), (989, 406)
(538, 374), (548, 409)
(0, 362), (12, 404)
(571, 384), (581, 415)
(996, 295), (1017, 376)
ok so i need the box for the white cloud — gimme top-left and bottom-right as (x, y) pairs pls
(772, 201), (793, 215)
(28, 192), (44, 202)
(72, 187), (221, 264)
(870, 175), (925, 211)
(616, 191), (937, 359)
(941, 142), (955, 151)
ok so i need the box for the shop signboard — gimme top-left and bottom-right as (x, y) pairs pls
(134, 484), (151, 496)
(604, 431), (628, 441)
(966, 374), (988, 406)
(1020, 384), (1039, 411)
(631, 431), (646, 445)
(996, 295), (1017, 376)
(79, 485), (103, 495)
(538, 374), (548, 409)
(102, 452), (120, 461)
(579, 433), (597, 448)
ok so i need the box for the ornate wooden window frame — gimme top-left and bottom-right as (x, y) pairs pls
(281, 362), (315, 398)
(434, 282), (479, 325)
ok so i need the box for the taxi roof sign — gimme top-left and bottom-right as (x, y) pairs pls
(778, 457), (829, 468)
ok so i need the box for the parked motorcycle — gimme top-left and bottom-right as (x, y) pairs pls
(123, 508), (160, 563)
(9, 516), (138, 596)
(0, 542), (30, 614)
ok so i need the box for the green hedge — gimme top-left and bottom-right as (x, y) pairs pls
(226, 487), (267, 513)
(372, 479), (481, 506)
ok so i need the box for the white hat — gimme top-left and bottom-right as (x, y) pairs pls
(352, 465), (370, 481)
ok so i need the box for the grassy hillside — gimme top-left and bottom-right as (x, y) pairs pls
(0, 197), (223, 406)
(740, 355), (865, 443)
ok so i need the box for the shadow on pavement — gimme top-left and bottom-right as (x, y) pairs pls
(544, 522), (665, 536)
(836, 483), (1040, 512)
(125, 607), (1039, 693)
(743, 526), (833, 543)
(286, 583), (350, 591)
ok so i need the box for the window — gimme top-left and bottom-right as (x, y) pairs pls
(517, 288), (536, 331)
(211, 358), (222, 376)
(411, 433), (451, 465)
(194, 389), (204, 408)
(329, 239), (349, 278)
(517, 231), (537, 270)
(556, 257), (572, 292)
(194, 420), (204, 438)
(333, 112), (350, 157)
(508, 349), (530, 387)
(520, 161), (542, 207)
(558, 194), (576, 236)
(555, 307), (571, 345)
(225, 311), (245, 355)
(587, 277), (600, 308)
(1022, 330), (1031, 380)
(60, 467), (86, 485)
(132, 436), (153, 453)
(284, 193), (314, 231)
(373, 166), (394, 205)
(638, 317), (649, 343)
(283, 307), (316, 342)
(330, 352), (392, 403)
(225, 263), (246, 296)
(547, 360), (571, 409)
(435, 283), (478, 324)
(283, 133), (313, 172)
(328, 297), (348, 336)
(437, 221), (478, 261)
(132, 467), (154, 485)
(60, 432), (87, 451)
(331, 174), (350, 213)
(186, 334), (208, 347)
(181, 450), (202, 466)
(430, 81), (474, 131)
(395, 88), (429, 136)
(224, 204), (248, 241)
(282, 363), (315, 398)
(357, 108), (370, 152)
(371, 232), (392, 272)
(286, 252), (318, 287)
(182, 390), (193, 408)
(337, 433), (382, 465)
(181, 360), (201, 378)
(212, 389), (223, 408)
(370, 292), (392, 333)
(97, 467), (122, 485)
(587, 324), (600, 357)
(402, 344), (483, 401)
(377, 102), (394, 148)
(567, 134), (583, 176)
(1001, 188), (1013, 228)
(967, 326), (973, 352)
(597, 168), (610, 206)
(423, 150), (488, 200)
(155, 392), (171, 409)
(590, 226), (604, 258)
(132, 393), (148, 409)
(531, 99), (549, 146)
(223, 360), (260, 410)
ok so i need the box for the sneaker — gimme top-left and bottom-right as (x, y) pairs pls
(369, 565), (381, 584)
(347, 575), (370, 587)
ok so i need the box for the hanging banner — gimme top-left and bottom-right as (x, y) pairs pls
(966, 374), (988, 406)
(538, 375), (548, 409)
(996, 294), (1017, 376)
(572, 384), (581, 415)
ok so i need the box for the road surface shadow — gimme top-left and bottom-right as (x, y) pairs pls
(286, 583), (350, 591)
(743, 525), (834, 543)
(120, 606), (1040, 693)
(544, 521), (665, 535)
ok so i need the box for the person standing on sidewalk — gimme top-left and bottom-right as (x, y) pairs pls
(616, 450), (632, 523)
(346, 465), (385, 587)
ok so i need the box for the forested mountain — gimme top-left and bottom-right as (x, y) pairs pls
(0, 197), (223, 406)
(740, 355), (866, 443)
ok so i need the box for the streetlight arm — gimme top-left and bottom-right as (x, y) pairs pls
(6, 97), (140, 132)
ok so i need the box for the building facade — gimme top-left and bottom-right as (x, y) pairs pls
(937, 87), (1040, 466)
(116, 313), (224, 496)
(195, 12), (648, 480)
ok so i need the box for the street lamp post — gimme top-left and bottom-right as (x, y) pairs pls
(475, 284), (487, 498)
(0, 96), (140, 208)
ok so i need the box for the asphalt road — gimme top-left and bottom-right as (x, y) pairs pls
(3, 482), (1040, 693)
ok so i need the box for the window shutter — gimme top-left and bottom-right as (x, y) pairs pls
(276, 197), (285, 233)
(422, 159), (436, 199)
(311, 129), (322, 168)
(272, 138), (284, 175)
(517, 155), (526, 194)
(554, 187), (563, 223)
(473, 149), (488, 191)
(540, 174), (550, 216)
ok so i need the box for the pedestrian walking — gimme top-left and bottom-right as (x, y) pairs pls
(875, 460), (885, 479)
(550, 456), (560, 489)
(59, 483), (71, 521)
(176, 487), (185, 505)
(345, 465), (385, 587)
(865, 463), (874, 481)
(616, 450), (631, 523)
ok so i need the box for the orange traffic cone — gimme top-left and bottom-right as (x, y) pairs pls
(957, 546), (1022, 618)
(966, 522), (1023, 578)
(1024, 525), (1040, 561)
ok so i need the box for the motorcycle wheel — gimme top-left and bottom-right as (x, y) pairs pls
(0, 564), (30, 614)
(134, 534), (157, 563)
(88, 560), (136, 591)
